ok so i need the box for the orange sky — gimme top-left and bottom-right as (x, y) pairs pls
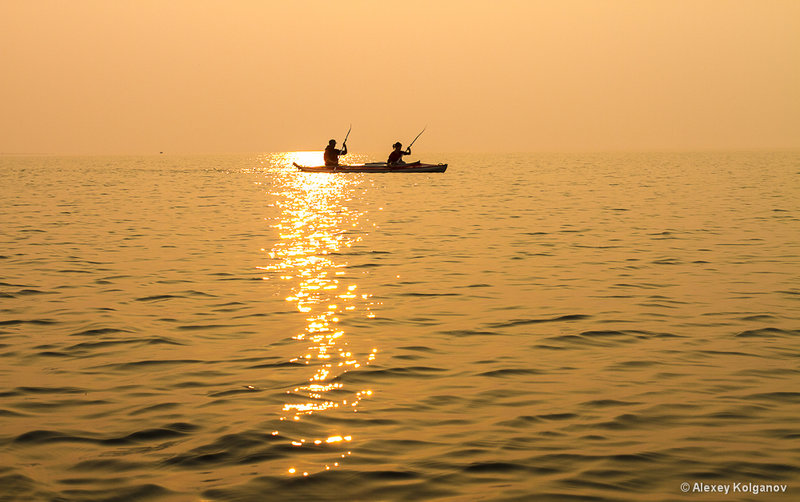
(1, 0), (798, 154)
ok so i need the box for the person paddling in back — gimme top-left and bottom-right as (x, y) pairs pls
(324, 139), (347, 167)
(387, 142), (411, 165)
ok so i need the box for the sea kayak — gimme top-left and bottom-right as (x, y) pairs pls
(293, 161), (447, 173)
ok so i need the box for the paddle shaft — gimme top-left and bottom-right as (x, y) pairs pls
(342, 124), (352, 148)
(407, 126), (426, 150)
(334, 125), (351, 172)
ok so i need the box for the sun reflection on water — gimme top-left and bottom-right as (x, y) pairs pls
(261, 152), (377, 476)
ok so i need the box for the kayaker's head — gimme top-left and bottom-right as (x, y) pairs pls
(393, 142), (402, 149)
(329, 139), (336, 146)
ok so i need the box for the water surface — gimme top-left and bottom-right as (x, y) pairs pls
(1, 151), (799, 500)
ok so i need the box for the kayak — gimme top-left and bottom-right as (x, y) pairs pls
(294, 161), (447, 173)
(293, 161), (447, 173)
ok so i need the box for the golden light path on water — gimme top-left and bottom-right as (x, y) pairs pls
(260, 152), (378, 477)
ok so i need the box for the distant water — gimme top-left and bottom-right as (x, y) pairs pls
(1, 151), (799, 501)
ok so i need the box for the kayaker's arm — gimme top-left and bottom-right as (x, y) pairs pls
(341, 144), (348, 156)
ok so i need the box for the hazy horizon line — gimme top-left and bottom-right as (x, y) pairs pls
(3, 147), (799, 158)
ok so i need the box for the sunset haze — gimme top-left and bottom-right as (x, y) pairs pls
(2, 0), (799, 154)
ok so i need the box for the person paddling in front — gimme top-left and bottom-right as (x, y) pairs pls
(387, 142), (411, 166)
(324, 139), (347, 167)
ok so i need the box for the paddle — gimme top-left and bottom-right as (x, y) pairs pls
(342, 124), (352, 150)
(335, 124), (351, 171)
(407, 125), (427, 151)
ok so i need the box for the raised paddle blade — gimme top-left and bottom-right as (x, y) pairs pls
(408, 125), (427, 149)
(343, 124), (352, 146)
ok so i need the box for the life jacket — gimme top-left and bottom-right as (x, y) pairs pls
(387, 150), (403, 165)
(324, 146), (340, 166)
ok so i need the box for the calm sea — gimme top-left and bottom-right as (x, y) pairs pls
(1, 152), (799, 501)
